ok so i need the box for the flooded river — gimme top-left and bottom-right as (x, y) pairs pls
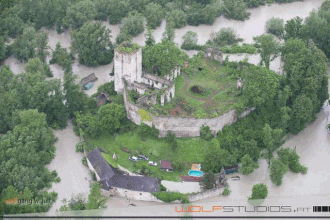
(1, 0), (328, 216)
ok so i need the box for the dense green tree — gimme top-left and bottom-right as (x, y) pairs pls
(240, 154), (259, 175)
(181, 31), (200, 50)
(71, 21), (114, 66)
(143, 39), (187, 77)
(289, 95), (314, 134)
(108, 0), (131, 24)
(253, 34), (281, 69)
(98, 103), (126, 133)
(242, 65), (280, 108)
(68, 194), (86, 211)
(129, 0), (151, 14)
(240, 140), (261, 162)
(262, 123), (283, 167)
(12, 27), (37, 62)
(284, 16), (305, 40)
(269, 159), (288, 185)
(145, 3), (164, 29)
(249, 183), (268, 200)
(223, 0), (250, 21)
(165, 9), (187, 29)
(116, 30), (133, 45)
(63, 71), (89, 118)
(64, 0), (96, 30)
(211, 28), (240, 47)
(265, 17), (285, 38)
(200, 125), (214, 140)
(138, 123), (160, 140)
(203, 138), (236, 173)
(49, 42), (74, 71)
(75, 112), (101, 138)
(120, 12), (145, 37)
(243, 0), (267, 8)
(94, 0), (110, 21)
(96, 82), (117, 96)
(200, 172), (216, 190)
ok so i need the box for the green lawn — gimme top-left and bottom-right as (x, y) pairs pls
(86, 132), (210, 182)
(156, 54), (244, 118)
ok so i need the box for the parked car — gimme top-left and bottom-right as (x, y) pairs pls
(129, 156), (138, 162)
(148, 161), (157, 166)
(138, 155), (149, 160)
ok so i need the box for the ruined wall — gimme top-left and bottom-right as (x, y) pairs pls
(160, 83), (175, 106)
(123, 85), (253, 137)
(188, 187), (225, 202)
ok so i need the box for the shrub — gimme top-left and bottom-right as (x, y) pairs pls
(152, 192), (190, 204)
(116, 43), (139, 54)
(76, 142), (85, 153)
(81, 157), (88, 166)
(97, 82), (117, 96)
(54, 177), (61, 183)
(128, 90), (139, 103)
(249, 183), (268, 200)
(265, 17), (284, 38)
(222, 186), (231, 196)
(159, 183), (167, 192)
(200, 125), (214, 140)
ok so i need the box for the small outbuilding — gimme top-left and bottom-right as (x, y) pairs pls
(160, 160), (173, 172)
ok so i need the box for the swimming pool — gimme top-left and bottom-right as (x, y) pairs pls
(188, 170), (203, 177)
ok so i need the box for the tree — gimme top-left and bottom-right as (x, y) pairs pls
(242, 65), (280, 108)
(49, 42), (74, 71)
(240, 154), (259, 175)
(116, 30), (133, 45)
(108, 0), (131, 24)
(86, 182), (107, 209)
(203, 139), (236, 173)
(284, 16), (305, 40)
(64, 0), (96, 30)
(162, 22), (175, 42)
(98, 103), (126, 133)
(240, 140), (261, 162)
(12, 26), (37, 62)
(0, 36), (8, 63)
(71, 21), (114, 67)
(262, 124), (283, 167)
(200, 125), (214, 140)
(120, 12), (145, 37)
(277, 148), (307, 174)
(181, 31), (199, 50)
(288, 95), (314, 134)
(68, 194), (86, 211)
(165, 9), (187, 29)
(75, 112), (101, 138)
(143, 39), (187, 77)
(97, 82), (117, 96)
(265, 17), (285, 39)
(200, 172), (216, 190)
(63, 71), (89, 118)
(145, 27), (155, 46)
(223, 0), (250, 21)
(145, 3), (164, 29)
(253, 34), (281, 69)
(94, 0), (111, 21)
(212, 28), (240, 47)
(249, 183), (268, 200)
(269, 159), (288, 186)
(35, 32), (50, 63)
(138, 123), (159, 140)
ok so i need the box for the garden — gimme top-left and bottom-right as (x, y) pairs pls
(85, 130), (211, 182)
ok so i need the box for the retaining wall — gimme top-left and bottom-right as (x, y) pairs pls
(188, 187), (225, 202)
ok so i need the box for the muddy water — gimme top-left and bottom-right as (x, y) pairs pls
(46, 121), (93, 214)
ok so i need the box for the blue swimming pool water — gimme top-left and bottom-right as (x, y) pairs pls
(188, 170), (203, 177)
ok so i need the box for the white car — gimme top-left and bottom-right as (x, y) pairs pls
(129, 156), (138, 162)
(148, 161), (157, 166)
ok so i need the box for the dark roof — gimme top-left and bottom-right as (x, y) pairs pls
(80, 73), (98, 86)
(87, 148), (116, 181)
(161, 160), (173, 170)
(87, 148), (159, 192)
(107, 175), (159, 192)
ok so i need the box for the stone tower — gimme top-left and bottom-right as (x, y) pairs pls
(114, 44), (142, 94)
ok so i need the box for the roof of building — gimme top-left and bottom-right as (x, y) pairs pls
(160, 160), (173, 170)
(87, 148), (116, 181)
(87, 148), (159, 193)
(107, 175), (159, 193)
(142, 73), (171, 86)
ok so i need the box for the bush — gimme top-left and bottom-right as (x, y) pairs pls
(97, 82), (117, 96)
(152, 192), (190, 204)
(249, 183), (268, 200)
(159, 183), (167, 192)
(222, 186), (231, 196)
(128, 89), (139, 103)
(265, 17), (284, 38)
(54, 177), (61, 183)
(76, 142), (85, 153)
(200, 125), (214, 140)
(81, 157), (88, 166)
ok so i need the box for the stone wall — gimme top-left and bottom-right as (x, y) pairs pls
(110, 187), (163, 202)
(160, 83), (175, 106)
(188, 187), (225, 202)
